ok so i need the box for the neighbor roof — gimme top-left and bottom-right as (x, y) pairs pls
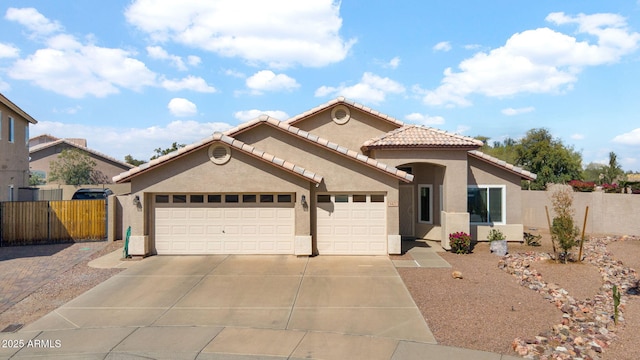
(226, 115), (414, 183)
(287, 96), (405, 128)
(30, 139), (134, 169)
(114, 133), (324, 184)
(468, 150), (537, 181)
(0, 93), (37, 124)
(362, 125), (484, 150)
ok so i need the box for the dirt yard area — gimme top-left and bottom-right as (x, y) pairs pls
(399, 230), (640, 359)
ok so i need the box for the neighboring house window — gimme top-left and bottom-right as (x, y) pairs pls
(8, 185), (14, 202)
(467, 185), (505, 224)
(418, 184), (433, 224)
(25, 124), (29, 146)
(9, 117), (14, 143)
(0, 111), (3, 139)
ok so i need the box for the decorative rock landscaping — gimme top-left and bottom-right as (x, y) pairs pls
(499, 235), (639, 359)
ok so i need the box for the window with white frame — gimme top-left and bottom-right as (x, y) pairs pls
(25, 124), (29, 146)
(467, 185), (505, 224)
(418, 184), (433, 224)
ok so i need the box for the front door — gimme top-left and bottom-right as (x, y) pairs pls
(399, 185), (414, 238)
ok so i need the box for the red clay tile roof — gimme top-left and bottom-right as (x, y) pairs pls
(113, 133), (324, 184)
(468, 150), (537, 180)
(362, 125), (484, 150)
(226, 115), (414, 183)
(287, 96), (405, 127)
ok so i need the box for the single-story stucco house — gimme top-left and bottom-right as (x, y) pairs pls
(114, 97), (536, 256)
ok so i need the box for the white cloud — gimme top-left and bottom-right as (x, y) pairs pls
(613, 128), (640, 145)
(224, 69), (245, 78)
(5, 7), (62, 36)
(246, 70), (299, 94)
(6, 10), (157, 98)
(501, 106), (535, 116)
(125, 0), (356, 68)
(405, 113), (445, 126)
(187, 55), (201, 66)
(30, 120), (232, 161)
(386, 56), (401, 69)
(233, 109), (289, 121)
(168, 98), (197, 117)
(0, 43), (20, 58)
(161, 75), (217, 92)
(10, 45), (157, 98)
(0, 78), (10, 92)
(424, 12), (640, 107)
(53, 105), (82, 115)
(433, 41), (452, 52)
(454, 125), (471, 134)
(147, 45), (187, 70)
(315, 72), (405, 104)
(571, 133), (585, 140)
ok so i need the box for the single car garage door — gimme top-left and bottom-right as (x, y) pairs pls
(154, 193), (295, 254)
(316, 193), (387, 255)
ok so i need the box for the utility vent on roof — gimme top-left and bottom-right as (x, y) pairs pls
(331, 105), (350, 125)
(209, 144), (231, 165)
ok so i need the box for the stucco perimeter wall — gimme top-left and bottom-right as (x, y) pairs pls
(128, 146), (312, 243)
(522, 185), (640, 236)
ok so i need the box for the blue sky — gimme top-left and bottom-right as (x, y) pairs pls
(1, 1), (639, 172)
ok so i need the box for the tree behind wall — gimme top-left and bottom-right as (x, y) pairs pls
(48, 149), (98, 186)
(515, 128), (583, 190)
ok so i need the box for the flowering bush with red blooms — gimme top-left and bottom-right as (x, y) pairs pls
(568, 180), (595, 192)
(449, 232), (471, 254)
(602, 183), (620, 193)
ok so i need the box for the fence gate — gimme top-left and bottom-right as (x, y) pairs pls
(0, 200), (107, 246)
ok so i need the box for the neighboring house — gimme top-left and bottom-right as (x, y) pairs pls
(114, 97), (536, 256)
(30, 136), (134, 184)
(0, 93), (37, 202)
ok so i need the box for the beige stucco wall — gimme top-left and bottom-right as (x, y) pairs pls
(522, 185), (640, 236)
(371, 149), (468, 213)
(0, 106), (30, 201)
(468, 157), (525, 224)
(292, 106), (399, 153)
(127, 145), (312, 252)
(235, 124), (401, 238)
(29, 143), (132, 184)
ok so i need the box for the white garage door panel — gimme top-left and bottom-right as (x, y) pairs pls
(155, 204), (294, 255)
(316, 194), (387, 255)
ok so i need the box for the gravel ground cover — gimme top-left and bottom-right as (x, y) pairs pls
(398, 232), (640, 359)
(0, 240), (124, 331)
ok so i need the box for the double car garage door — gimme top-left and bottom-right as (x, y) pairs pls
(153, 193), (387, 255)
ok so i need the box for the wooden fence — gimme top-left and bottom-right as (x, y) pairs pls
(0, 200), (107, 246)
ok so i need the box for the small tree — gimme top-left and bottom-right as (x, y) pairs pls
(124, 154), (146, 166)
(550, 187), (580, 263)
(150, 142), (185, 160)
(48, 149), (97, 185)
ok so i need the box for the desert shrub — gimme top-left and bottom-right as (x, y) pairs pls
(568, 180), (595, 192)
(523, 232), (541, 246)
(449, 232), (471, 254)
(550, 187), (580, 262)
(487, 228), (505, 242)
(602, 183), (620, 193)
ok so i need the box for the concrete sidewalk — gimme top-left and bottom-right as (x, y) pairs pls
(1, 251), (520, 359)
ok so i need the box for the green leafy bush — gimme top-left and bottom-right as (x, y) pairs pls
(487, 228), (505, 242)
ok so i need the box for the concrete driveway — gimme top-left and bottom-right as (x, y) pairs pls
(1, 254), (518, 359)
(1, 254), (435, 359)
